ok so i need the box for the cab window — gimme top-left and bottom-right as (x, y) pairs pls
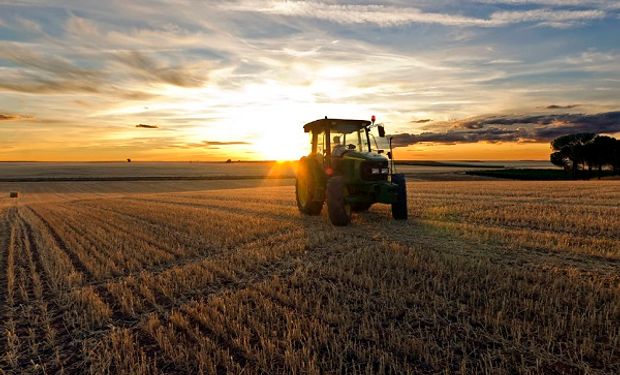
(316, 131), (326, 155)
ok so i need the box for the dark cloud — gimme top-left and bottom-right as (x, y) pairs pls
(392, 111), (620, 147)
(0, 114), (32, 121)
(410, 119), (432, 123)
(392, 127), (528, 147)
(546, 104), (579, 109)
(136, 124), (159, 129)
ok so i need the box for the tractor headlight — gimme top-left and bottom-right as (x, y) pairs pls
(361, 160), (390, 181)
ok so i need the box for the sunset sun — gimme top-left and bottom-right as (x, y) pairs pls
(252, 127), (307, 161)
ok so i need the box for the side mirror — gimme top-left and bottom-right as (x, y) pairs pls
(378, 125), (386, 138)
(387, 151), (392, 159)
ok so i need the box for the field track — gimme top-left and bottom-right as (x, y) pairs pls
(0, 181), (619, 374)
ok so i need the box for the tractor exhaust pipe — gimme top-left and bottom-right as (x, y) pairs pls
(388, 136), (396, 177)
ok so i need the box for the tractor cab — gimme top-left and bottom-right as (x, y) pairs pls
(304, 117), (388, 178)
(305, 118), (372, 156)
(296, 116), (407, 226)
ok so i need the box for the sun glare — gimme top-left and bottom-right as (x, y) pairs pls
(253, 131), (307, 161)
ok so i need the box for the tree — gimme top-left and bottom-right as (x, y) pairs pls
(550, 133), (596, 178)
(588, 136), (617, 178)
(583, 141), (597, 176)
(613, 139), (620, 174)
(550, 134), (620, 179)
(550, 151), (569, 170)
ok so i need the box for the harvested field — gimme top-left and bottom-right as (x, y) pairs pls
(0, 180), (618, 374)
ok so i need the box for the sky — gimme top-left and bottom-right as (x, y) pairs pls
(0, 0), (619, 161)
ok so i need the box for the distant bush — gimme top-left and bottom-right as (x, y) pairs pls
(466, 169), (576, 180)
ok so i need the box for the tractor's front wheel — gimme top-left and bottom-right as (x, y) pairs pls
(296, 158), (323, 215)
(326, 176), (351, 226)
(391, 174), (408, 220)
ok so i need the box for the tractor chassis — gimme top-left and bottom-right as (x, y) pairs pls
(345, 181), (399, 206)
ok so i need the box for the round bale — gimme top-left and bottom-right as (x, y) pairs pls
(9, 192), (19, 198)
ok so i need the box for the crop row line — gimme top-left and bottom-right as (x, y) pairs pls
(127, 196), (299, 223)
(420, 218), (620, 262)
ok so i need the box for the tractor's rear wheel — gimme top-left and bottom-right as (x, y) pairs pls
(326, 176), (351, 226)
(296, 158), (323, 215)
(391, 173), (408, 220)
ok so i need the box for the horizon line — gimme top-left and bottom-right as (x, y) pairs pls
(0, 159), (552, 163)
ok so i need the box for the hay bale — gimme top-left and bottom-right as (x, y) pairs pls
(9, 192), (18, 198)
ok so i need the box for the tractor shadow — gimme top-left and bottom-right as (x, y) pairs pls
(296, 203), (418, 256)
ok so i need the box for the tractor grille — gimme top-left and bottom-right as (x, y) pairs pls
(360, 160), (389, 181)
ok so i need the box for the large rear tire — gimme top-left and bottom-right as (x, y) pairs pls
(296, 158), (323, 215)
(326, 176), (351, 226)
(391, 174), (408, 220)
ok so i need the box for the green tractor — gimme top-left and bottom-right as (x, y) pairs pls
(296, 116), (407, 226)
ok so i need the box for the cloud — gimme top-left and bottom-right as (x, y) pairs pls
(113, 51), (207, 88)
(490, 9), (605, 25)
(184, 140), (252, 149)
(16, 18), (44, 34)
(0, 41), (163, 100)
(201, 140), (250, 146)
(64, 15), (100, 37)
(0, 79), (100, 94)
(224, 1), (607, 28)
(0, 38), (208, 95)
(204, 141), (250, 145)
(476, 0), (619, 9)
(392, 127), (527, 146)
(488, 59), (522, 64)
(136, 124), (159, 128)
(456, 112), (620, 130)
(0, 41), (104, 94)
(546, 104), (579, 109)
(1, 1), (618, 161)
(0, 114), (32, 121)
(0, 42), (99, 80)
(392, 111), (620, 146)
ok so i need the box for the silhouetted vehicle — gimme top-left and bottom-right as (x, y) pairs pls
(296, 116), (407, 226)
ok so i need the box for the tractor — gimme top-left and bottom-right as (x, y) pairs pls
(295, 116), (407, 226)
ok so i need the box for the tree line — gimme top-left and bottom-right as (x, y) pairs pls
(550, 133), (620, 178)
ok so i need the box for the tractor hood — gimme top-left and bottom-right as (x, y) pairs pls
(343, 150), (388, 162)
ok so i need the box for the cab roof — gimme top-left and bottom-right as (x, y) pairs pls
(303, 118), (371, 133)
